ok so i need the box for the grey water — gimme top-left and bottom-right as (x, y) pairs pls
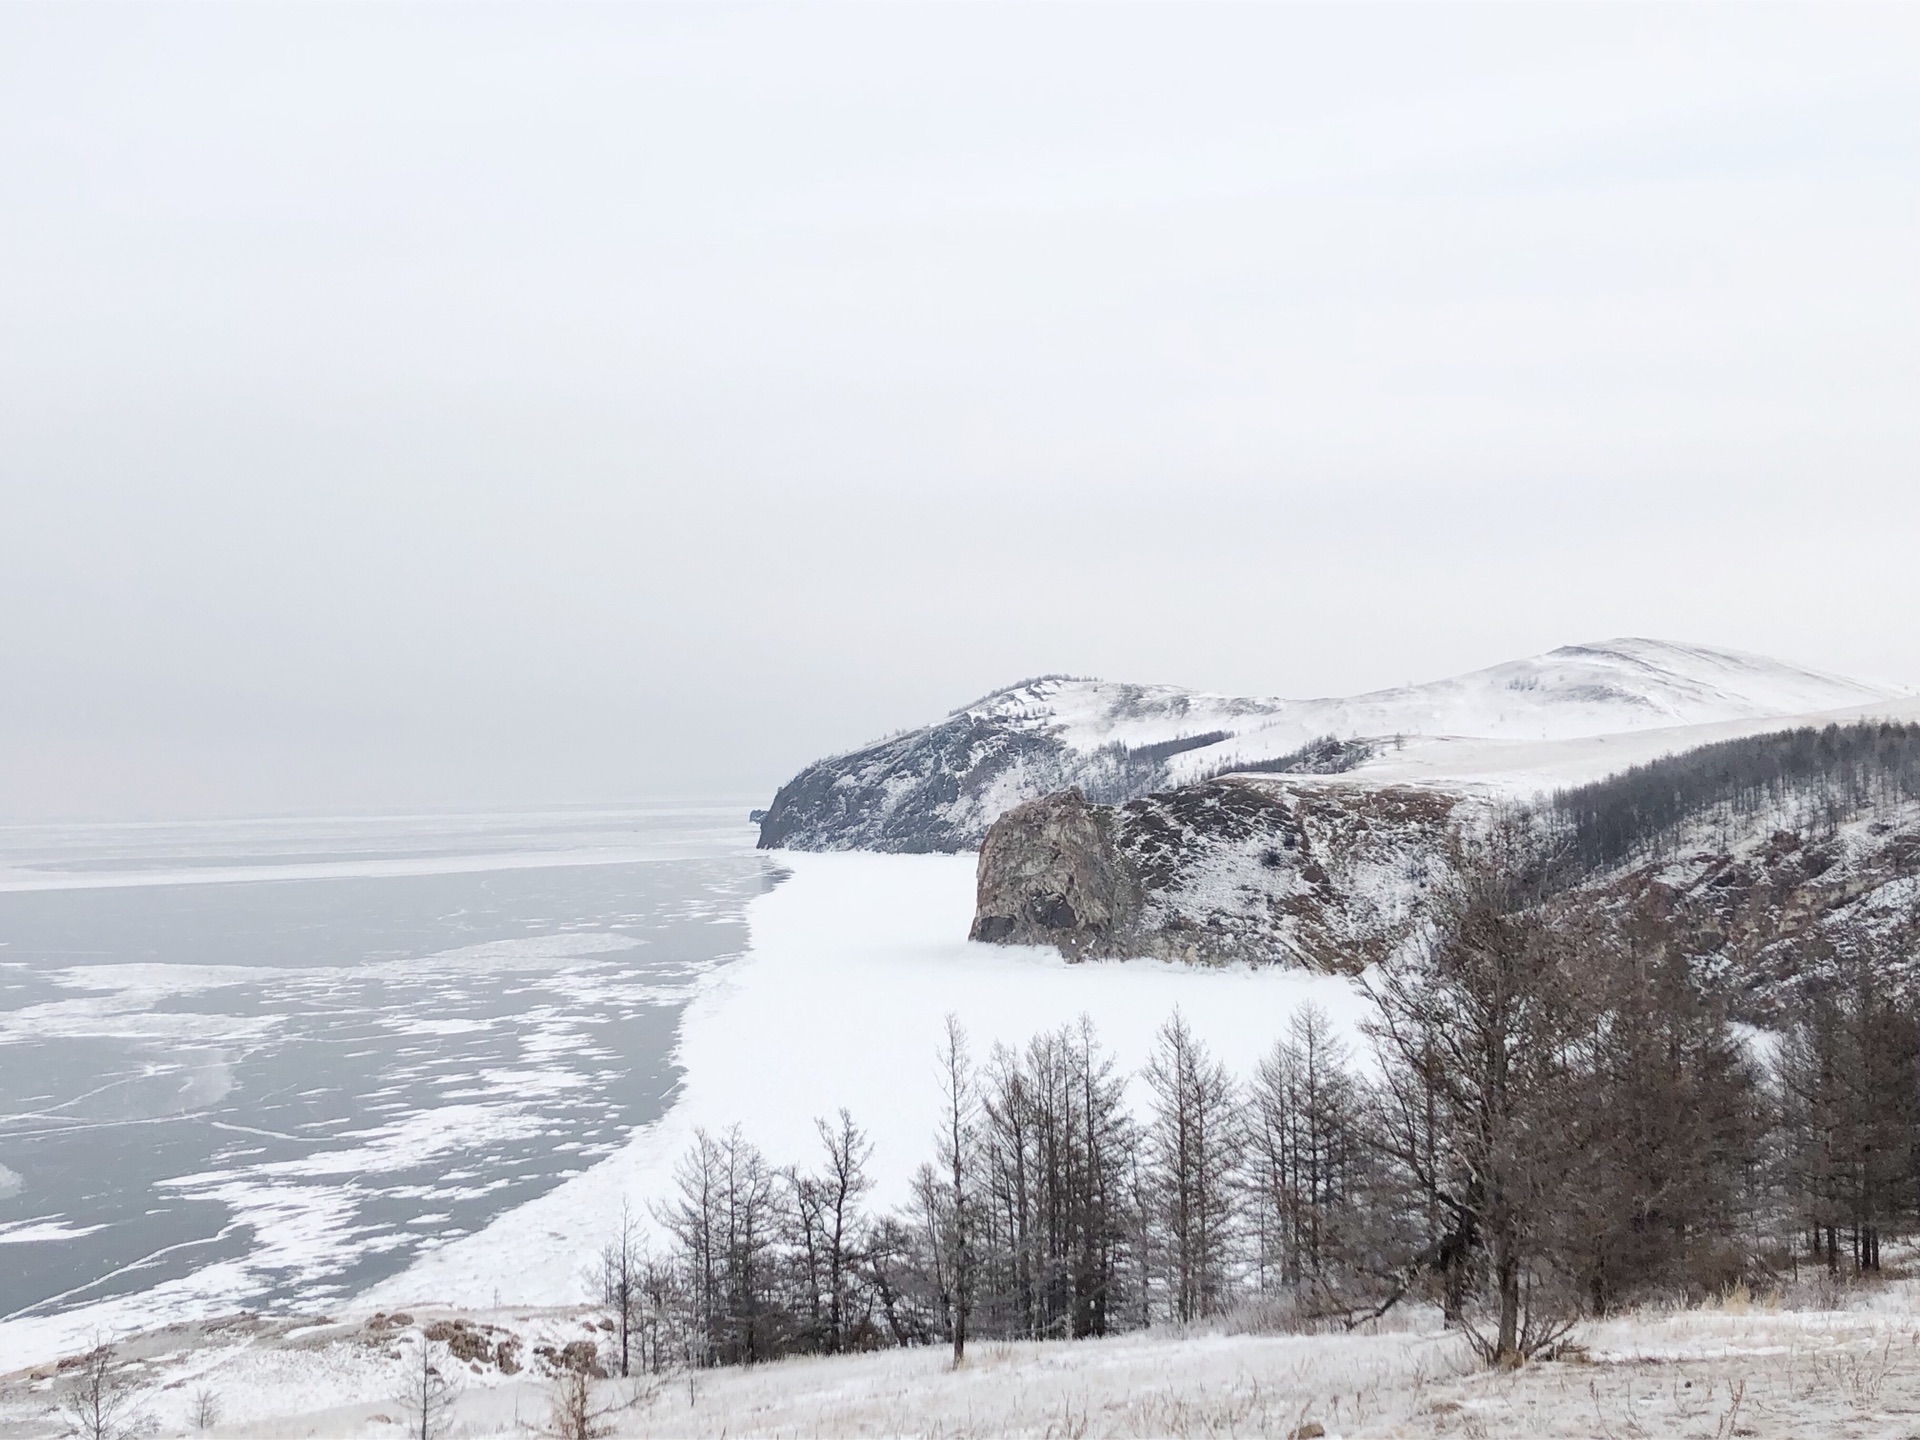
(0, 807), (772, 1325)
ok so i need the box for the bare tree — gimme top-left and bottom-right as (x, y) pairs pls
(807, 1108), (873, 1352)
(656, 1125), (781, 1366)
(189, 1386), (221, 1432)
(718, 1127), (780, 1364)
(862, 1212), (939, 1347)
(974, 1017), (1135, 1341)
(1144, 1010), (1240, 1323)
(599, 1200), (645, 1377)
(1246, 1003), (1377, 1315)
(1563, 914), (1763, 1310)
(392, 1335), (461, 1440)
(546, 1367), (614, 1440)
(935, 1013), (977, 1364)
(58, 1340), (133, 1440)
(1778, 937), (1920, 1277)
(654, 1130), (724, 1364)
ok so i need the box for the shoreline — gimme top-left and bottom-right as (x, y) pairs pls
(362, 848), (1368, 1311)
(0, 847), (1365, 1372)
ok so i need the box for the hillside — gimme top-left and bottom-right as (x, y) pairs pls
(971, 718), (1920, 1020)
(756, 640), (1900, 852)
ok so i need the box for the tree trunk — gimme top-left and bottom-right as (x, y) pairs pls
(1494, 1233), (1521, 1363)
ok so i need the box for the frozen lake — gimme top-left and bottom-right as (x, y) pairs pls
(0, 807), (770, 1332)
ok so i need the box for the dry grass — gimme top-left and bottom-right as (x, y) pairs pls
(14, 1287), (1920, 1438)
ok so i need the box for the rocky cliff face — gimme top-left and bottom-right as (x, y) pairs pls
(969, 777), (1466, 970)
(1580, 803), (1920, 1021)
(971, 776), (1920, 1016)
(756, 713), (1071, 853)
(755, 676), (1288, 852)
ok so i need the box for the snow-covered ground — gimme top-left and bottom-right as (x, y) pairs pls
(10, 1284), (1920, 1437)
(1329, 692), (1920, 798)
(366, 850), (1369, 1310)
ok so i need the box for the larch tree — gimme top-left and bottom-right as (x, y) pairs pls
(1143, 1010), (1240, 1323)
(935, 1013), (978, 1364)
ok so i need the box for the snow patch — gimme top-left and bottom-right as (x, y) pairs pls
(0, 1220), (105, 1246)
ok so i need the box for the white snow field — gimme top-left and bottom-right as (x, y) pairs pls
(1335, 693), (1920, 799)
(10, 1284), (1920, 1437)
(951, 637), (1908, 785)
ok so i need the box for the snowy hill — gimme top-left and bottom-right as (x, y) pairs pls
(1191, 637), (1896, 769)
(757, 640), (1902, 851)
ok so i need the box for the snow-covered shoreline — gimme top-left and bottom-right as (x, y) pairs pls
(367, 849), (1369, 1312)
(0, 845), (1360, 1373)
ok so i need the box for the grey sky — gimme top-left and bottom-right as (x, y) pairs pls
(3, 4), (1916, 821)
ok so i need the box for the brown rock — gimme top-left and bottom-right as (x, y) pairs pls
(424, 1319), (494, 1366)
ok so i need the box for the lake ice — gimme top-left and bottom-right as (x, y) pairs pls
(0, 807), (770, 1345)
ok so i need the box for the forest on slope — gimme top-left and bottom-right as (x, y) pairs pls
(1551, 721), (1920, 872)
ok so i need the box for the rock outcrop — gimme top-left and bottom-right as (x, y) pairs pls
(970, 777), (1466, 971)
(968, 789), (1144, 953)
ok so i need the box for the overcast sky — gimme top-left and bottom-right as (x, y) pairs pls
(2, 4), (1916, 821)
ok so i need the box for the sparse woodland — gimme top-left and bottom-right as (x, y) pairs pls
(593, 892), (1911, 1371)
(589, 724), (1920, 1375)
